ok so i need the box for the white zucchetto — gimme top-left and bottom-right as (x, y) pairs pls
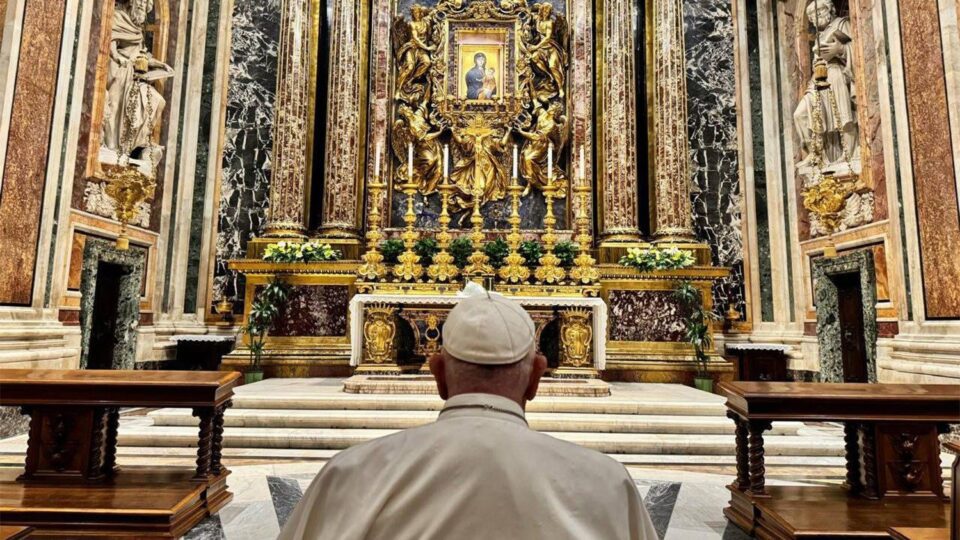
(441, 282), (536, 365)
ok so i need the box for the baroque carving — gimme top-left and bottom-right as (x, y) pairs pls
(391, 0), (570, 210)
(363, 305), (398, 364)
(560, 309), (592, 367)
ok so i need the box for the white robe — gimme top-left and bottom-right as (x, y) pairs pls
(279, 393), (658, 540)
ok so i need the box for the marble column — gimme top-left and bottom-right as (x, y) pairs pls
(597, 0), (641, 242)
(653, 0), (695, 241)
(264, 0), (311, 238)
(318, 0), (365, 240)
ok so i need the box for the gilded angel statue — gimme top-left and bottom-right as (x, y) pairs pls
(392, 104), (445, 193)
(393, 5), (435, 104)
(525, 3), (568, 102)
(517, 102), (568, 197)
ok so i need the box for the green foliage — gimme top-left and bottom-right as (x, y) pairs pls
(619, 246), (696, 272)
(262, 241), (341, 263)
(483, 238), (510, 268)
(414, 238), (440, 265)
(518, 241), (544, 268)
(379, 239), (405, 264)
(553, 241), (579, 268)
(672, 280), (719, 379)
(242, 277), (290, 372)
(449, 237), (474, 269)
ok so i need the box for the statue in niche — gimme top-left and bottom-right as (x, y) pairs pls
(393, 5), (435, 104)
(793, 0), (859, 174)
(101, 0), (174, 175)
(392, 104), (445, 193)
(517, 102), (567, 197)
(525, 3), (567, 103)
(450, 116), (512, 212)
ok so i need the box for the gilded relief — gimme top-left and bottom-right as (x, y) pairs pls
(391, 0), (569, 214)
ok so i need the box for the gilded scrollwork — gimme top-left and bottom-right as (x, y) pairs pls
(390, 0), (570, 209)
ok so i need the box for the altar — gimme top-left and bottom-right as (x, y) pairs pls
(349, 293), (607, 377)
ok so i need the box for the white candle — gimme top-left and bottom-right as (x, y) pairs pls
(443, 145), (449, 181)
(547, 143), (553, 179)
(512, 144), (518, 181)
(579, 145), (585, 183)
(374, 143), (381, 179)
(407, 143), (414, 181)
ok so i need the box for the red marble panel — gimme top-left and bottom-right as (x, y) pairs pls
(899, 0), (960, 319)
(0, 0), (7, 44)
(0, 0), (67, 305)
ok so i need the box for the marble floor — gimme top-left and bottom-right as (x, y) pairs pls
(182, 461), (824, 539)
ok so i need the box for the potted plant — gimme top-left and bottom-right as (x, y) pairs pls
(483, 238), (510, 268)
(673, 280), (718, 393)
(379, 239), (405, 265)
(241, 277), (289, 384)
(449, 236), (474, 269)
(553, 241), (579, 268)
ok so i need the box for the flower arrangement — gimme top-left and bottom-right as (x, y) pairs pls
(518, 240), (544, 268)
(449, 237), (475, 269)
(483, 238), (510, 268)
(619, 246), (695, 271)
(553, 241), (579, 268)
(413, 238), (440, 266)
(379, 239), (405, 264)
(262, 241), (341, 263)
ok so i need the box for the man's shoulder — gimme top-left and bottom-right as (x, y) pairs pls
(518, 427), (632, 478)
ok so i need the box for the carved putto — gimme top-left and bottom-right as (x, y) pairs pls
(391, 0), (569, 213)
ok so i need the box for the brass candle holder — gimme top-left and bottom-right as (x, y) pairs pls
(534, 175), (566, 284)
(358, 178), (388, 281)
(498, 178), (530, 283)
(463, 188), (493, 276)
(569, 178), (599, 284)
(427, 180), (459, 282)
(393, 180), (424, 282)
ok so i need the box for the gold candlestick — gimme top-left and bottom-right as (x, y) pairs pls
(498, 179), (530, 283)
(569, 179), (599, 285)
(463, 188), (493, 276)
(358, 178), (387, 281)
(535, 175), (566, 284)
(393, 180), (423, 282)
(427, 180), (459, 282)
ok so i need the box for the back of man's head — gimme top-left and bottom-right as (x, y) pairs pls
(429, 285), (547, 406)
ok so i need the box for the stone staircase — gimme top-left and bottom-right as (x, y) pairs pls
(114, 379), (850, 470)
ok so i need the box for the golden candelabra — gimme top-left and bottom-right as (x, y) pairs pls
(393, 180), (424, 281)
(534, 175), (566, 284)
(358, 178), (387, 281)
(569, 177), (599, 284)
(463, 187), (493, 276)
(427, 179), (459, 282)
(498, 177), (530, 283)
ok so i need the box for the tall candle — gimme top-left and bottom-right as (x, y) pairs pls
(374, 143), (381, 179)
(512, 144), (518, 181)
(443, 145), (449, 181)
(407, 143), (414, 181)
(579, 145), (585, 184)
(547, 143), (553, 179)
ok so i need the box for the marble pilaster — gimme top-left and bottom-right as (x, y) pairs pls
(652, 0), (695, 241)
(318, 0), (365, 239)
(569, 0), (594, 231)
(264, 0), (311, 238)
(597, 0), (641, 242)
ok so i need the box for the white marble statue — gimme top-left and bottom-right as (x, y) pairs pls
(101, 0), (174, 172)
(793, 0), (860, 174)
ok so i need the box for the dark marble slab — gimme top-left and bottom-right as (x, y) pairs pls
(267, 475), (304, 529)
(271, 285), (349, 337)
(608, 290), (686, 343)
(0, 406), (29, 439)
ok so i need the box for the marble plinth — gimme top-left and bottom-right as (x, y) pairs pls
(342, 375), (611, 397)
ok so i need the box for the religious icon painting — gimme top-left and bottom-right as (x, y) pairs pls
(447, 27), (514, 105)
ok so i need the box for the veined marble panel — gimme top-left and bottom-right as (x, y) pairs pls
(270, 285), (349, 337)
(683, 0), (745, 318)
(0, 0), (67, 306)
(214, 0), (280, 309)
(608, 290), (686, 342)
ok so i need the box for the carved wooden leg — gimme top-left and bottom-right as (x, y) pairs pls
(728, 411), (750, 491)
(843, 421), (862, 494)
(20, 407), (38, 477)
(102, 407), (120, 477)
(86, 407), (108, 480)
(748, 420), (772, 496)
(192, 407), (215, 480)
(210, 400), (231, 476)
(861, 424), (879, 499)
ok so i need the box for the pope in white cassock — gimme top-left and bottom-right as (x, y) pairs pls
(279, 284), (657, 539)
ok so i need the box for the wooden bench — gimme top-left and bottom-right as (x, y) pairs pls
(718, 381), (959, 539)
(0, 369), (241, 538)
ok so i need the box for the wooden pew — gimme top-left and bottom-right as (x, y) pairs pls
(718, 381), (958, 539)
(0, 369), (241, 538)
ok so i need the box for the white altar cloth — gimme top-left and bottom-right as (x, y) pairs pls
(349, 294), (608, 369)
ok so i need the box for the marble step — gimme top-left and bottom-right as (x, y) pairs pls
(117, 426), (845, 457)
(229, 394), (728, 416)
(147, 408), (802, 435)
